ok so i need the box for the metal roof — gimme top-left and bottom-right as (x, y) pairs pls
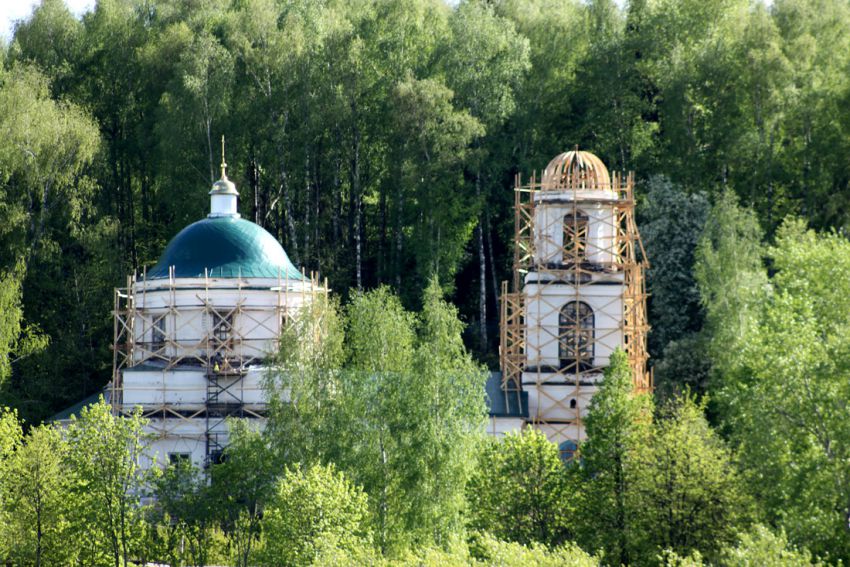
(49, 390), (110, 422)
(147, 217), (303, 280)
(485, 371), (528, 418)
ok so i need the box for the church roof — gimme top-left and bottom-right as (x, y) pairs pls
(541, 149), (612, 190)
(49, 390), (110, 422)
(147, 216), (303, 280)
(486, 372), (528, 418)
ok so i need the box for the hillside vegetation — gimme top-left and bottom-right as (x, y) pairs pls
(2, 0), (850, 564)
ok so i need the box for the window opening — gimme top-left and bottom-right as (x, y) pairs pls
(152, 315), (166, 351)
(212, 311), (233, 343)
(559, 301), (594, 372)
(168, 452), (191, 466)
(563, 210), (589, 264)
(559, 440), (578, 463)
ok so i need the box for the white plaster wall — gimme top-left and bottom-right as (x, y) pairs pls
(138, 417), (268, 470)
(210, 194), (238, 217)
(130, 277), (315, 364)
(536, 422), (586, 447)
(523, 280), (624, 369)
(122, 367), (270, 409)
(524, 381), (599, 421)
(532, 192), (618, 267)
(487, 417), (525, 438)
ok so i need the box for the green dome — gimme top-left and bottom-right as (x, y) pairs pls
(148, 217), (303, 280)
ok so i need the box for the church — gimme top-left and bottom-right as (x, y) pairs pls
(59, 146), (648, 470)
(106, 151), (323, 468)
(490, 149), (650, 460)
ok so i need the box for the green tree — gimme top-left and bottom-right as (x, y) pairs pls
(467, 429), (571, 548)
(714, 219), (850, 559)
(640, 177), (712, 398)
(630, 394), (751, 563)
(259, 463), (371, 566)
(2, 424), (72, 567)
(470, 532), (599, 567)
(268, 284), (487, 553)
(407, 278), (488, 543)
(0, 263), (48, 390)
(151, 459), (216, 567)
(722, 525), (822, 567)
(442, 0), (530, 351)
(641, 177), (710, 358)
(212, 419), (277, 567)
(0, 408), (22, 561)
(0, 62), (99, 422)
(388, 76), (483, 296)
(694, 190), (767, 377)
(9, 0), (83, 98)
(265, 293), (346, 467)
(574, 349), (652, 566)
(335, 286), (418, 552)
(65, 399), (149, 567)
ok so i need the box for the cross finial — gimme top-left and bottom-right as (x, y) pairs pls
(220, 135), (228, 178)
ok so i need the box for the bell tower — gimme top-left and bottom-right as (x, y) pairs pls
(499, 149), (649, 458)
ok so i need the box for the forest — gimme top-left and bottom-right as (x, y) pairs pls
(1, 0), (850, 564)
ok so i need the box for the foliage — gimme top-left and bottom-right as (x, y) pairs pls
(150, 459), (217, 567)
(711, 218), (850, 559)
(574, 349), (652, 565)
(259, 463), (371, 566)
(722, 525), (823, 567)
(309, 532), (599, 567)
(694, 190), (767, 376)
(268, 282), (487, 553)
(640, 177), (710, 363)
(630, 394), (752, 564)
(212, 418), (278, 567)
(470, 532), (599, 567)
(65, 398), (150, 567)
(1, 424), (73, 566)
(0, 408), (22, 560)
(652, 333), (713, 401)
(467, 429), (572, 548)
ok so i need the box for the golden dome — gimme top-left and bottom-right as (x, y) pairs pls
(541, 150), (611, 190)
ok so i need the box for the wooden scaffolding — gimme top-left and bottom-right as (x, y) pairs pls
(499, 152), (650, 447)
(111, 267), (323, 465)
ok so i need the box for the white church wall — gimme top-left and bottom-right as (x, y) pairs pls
(487, 416), (525, 437)
(532, 191), (618, 267)
(122, 367), (270, 409)
(139, 418), (268, 470)
(523, 382), (598, 422)
(536, 422), (585, 447)
(129, 279), (315, 366)
(522, 280), (624, 368)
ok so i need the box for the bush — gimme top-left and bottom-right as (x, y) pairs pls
(259, 463), (371, 566)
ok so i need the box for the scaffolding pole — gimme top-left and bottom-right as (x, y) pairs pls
(500, 151), (650, 454)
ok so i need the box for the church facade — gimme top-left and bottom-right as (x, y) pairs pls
(108, 154), (322, 469)
(57, 146), (647, 469)
(494, 150), (650, 459)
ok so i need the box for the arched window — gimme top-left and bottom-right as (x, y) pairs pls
(563, 210), (589, 264)
(151, 315), (166, 352)
(212, 311), (233, 344)
(559, 440), (578, 463)
(559, 301), (594, 372)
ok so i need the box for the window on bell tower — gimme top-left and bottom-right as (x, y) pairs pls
(559, 301), (594, 372)
(151, 315), (166, 352)
(563, 210), (589, 265)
